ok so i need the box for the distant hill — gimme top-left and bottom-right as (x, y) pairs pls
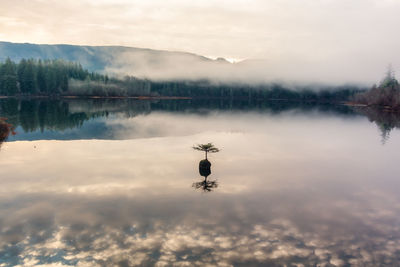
(0, 41), (226, 79)
(0, 41), (367, 85)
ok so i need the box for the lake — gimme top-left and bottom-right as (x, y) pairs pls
(1, 99), (400, 266)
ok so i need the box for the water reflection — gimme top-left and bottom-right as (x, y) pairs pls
(1, 100), (400, 265)
(192, 144), (219, 192)
(193, 159), (218, 192)
(0, 98), (360, 141)
(2, 97), (400, 143)
(354, 107), (400, 144)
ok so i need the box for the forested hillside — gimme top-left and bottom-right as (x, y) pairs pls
(0, 58), (362, 101)
(0, 58), (151, 96)
(0, 41), (213, 73)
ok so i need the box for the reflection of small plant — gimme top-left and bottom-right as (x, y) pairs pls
(192, 179), (218, 192)
(192, 143), (220, 159)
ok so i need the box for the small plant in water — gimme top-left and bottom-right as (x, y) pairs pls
(192, 143), (220, 159)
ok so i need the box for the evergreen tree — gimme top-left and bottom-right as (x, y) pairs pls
(17, 59), (27, 92)
(18, 59), (37, 94)
(61, 74), (68, 92)
(0, 58), (18, 95)
(45, 65), (57, 94)
(24, 59), (37, 94)
(36, 60), (47, 93)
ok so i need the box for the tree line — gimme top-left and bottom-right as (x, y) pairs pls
(150, 80), (360, 102)
(0, 58), (94, 95)
(0, 58), (361, 101)
(0, 58), (151, 97)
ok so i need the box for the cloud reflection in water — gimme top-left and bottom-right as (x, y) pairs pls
(1, 110), (400, 266)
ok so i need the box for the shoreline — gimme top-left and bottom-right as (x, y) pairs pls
(344, 102), (400, 113)
(0, 95), (350, 103)
(0, 95), (192, 100)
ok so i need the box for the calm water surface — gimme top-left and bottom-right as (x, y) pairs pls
(0, 99), (400, 266)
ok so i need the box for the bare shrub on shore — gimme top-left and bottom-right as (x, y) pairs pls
(354, 68), (400, 108)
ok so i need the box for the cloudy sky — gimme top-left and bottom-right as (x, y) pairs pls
(1, 0), (400, 83)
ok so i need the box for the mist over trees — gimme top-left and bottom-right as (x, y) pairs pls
(150, 80), (360, 102)
(0, 58), (362, 101)
(0, 58), (151, 97)
(0, 58), (94, 95)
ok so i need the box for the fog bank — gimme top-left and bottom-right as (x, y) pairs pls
(105, 51), (375, 86)
(2, 0), (400, 85)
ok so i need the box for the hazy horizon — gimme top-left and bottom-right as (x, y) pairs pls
(2, 0), (400, 84)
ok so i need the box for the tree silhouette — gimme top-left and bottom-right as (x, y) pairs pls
(192, 143), (220, 159)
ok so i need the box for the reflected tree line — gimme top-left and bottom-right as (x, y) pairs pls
(0, 98), (156, 134)
(0, 98), (358, 134)
(0, 98), (104, 133)
(1, 98), (400, 144)
(355, 107), (400, 144)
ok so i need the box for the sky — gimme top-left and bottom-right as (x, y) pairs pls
(1, 0), (400, 84)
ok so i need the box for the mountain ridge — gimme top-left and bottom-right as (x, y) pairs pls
(0, 41), (228, 75)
